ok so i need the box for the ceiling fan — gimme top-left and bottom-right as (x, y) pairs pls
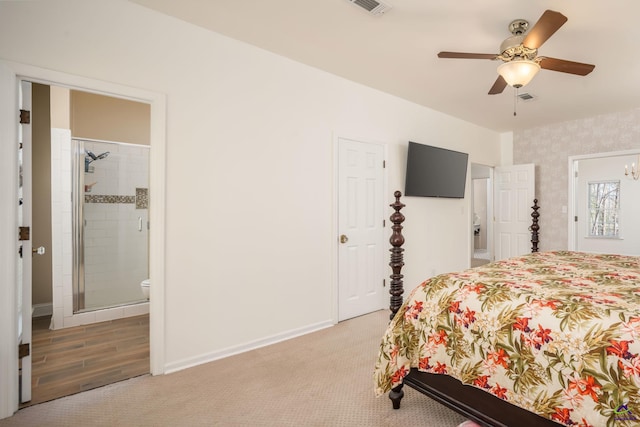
(438, 10), (595, 95)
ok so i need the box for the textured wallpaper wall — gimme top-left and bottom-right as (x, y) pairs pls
(513, 107), (640, 251)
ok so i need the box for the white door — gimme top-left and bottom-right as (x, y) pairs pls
(337, 138), (385, 321)
(494, 164), (535, 260)
(18, 80), (33, 403)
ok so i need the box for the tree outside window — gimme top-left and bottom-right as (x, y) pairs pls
(588, 181), (620, 238)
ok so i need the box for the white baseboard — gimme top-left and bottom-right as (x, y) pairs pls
(164, 319), (334, 374)
(32, 303), (53, 318)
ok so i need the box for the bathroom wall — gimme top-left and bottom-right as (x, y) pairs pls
(32, 83), (53, 312)
(71, 90), (150, 145)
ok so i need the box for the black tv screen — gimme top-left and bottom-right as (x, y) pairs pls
(404, 141), (469, 198)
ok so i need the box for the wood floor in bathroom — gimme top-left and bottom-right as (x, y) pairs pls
(22, 314), (149, 407)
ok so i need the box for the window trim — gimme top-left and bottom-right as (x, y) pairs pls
(586, 179), (621, 239)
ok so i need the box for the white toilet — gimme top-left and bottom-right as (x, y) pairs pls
(140, 279), (150, 299)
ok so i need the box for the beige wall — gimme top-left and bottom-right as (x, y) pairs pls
(32, 83), (52, 306)
(71, 90), (150, 145)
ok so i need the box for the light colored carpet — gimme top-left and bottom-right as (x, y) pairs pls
(1, 310), (467, 427)
(471, 258), (490, 268)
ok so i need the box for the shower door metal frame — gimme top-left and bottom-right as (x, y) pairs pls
(72, 139), (86, 312)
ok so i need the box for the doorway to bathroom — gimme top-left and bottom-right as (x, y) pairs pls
(471, 163), (493, 267)
(1, 60), (166, 415)
(23, 83), (151, 406)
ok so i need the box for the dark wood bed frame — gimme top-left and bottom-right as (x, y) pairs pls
(386, 191), (558, 427)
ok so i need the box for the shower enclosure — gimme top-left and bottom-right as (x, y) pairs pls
(72, 138), (149, 312)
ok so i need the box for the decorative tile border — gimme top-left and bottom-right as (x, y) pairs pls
(85, 194), (136, 204)
(84, 188), (149, 208)
(136, 188), (148, 209)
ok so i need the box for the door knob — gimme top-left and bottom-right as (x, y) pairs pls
(340, 234), (349, 244)
(32, 246), (45, 255)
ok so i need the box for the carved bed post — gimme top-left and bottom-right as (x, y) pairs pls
(389, 191), (405, 321)
(531, 199), (540, 253)
(388, 191), (406, 410)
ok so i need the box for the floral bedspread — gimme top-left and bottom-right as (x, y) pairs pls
(374, 251), (640, 427)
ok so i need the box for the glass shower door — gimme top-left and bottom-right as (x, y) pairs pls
(73, 139), (150, 312)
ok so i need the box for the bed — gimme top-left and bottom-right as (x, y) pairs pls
(374, 191), (640, 427)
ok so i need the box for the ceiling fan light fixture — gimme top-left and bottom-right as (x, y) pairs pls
(497, 60), (541, 88)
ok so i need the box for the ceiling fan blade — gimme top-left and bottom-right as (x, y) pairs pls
(438, 52), (498, 60)
(488, 75), (507, 95)
(522, 10), (567, 49)
(539, 57), (595, 76)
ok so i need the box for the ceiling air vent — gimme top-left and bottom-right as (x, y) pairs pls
(518, 92), (535, 101)
(347, 0), (392, 15)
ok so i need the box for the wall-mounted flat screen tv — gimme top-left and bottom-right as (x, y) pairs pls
(404, 141), (469, 198)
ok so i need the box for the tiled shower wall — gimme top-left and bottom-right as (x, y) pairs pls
(83, 140), (149, 310)
(50, 129), (148, 329)
(513, 107), (640, 252)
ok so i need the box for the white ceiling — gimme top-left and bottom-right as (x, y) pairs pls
(131, 0), (640, 133)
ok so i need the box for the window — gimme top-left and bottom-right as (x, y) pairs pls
(587, 181), (620, 238)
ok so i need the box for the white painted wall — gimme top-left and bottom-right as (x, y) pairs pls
(500, 132), (514, 166)
(0, 0), (503, 408)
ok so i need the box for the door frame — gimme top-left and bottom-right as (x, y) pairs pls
(18, 81), (33, 403)
(332, 134), (388, 324)
(567, 149), (640, 251)
(0, 60), (166, 418)
(470, 163), (494, 263)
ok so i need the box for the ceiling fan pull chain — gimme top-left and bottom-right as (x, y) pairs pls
(513, 87), (518, 116)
